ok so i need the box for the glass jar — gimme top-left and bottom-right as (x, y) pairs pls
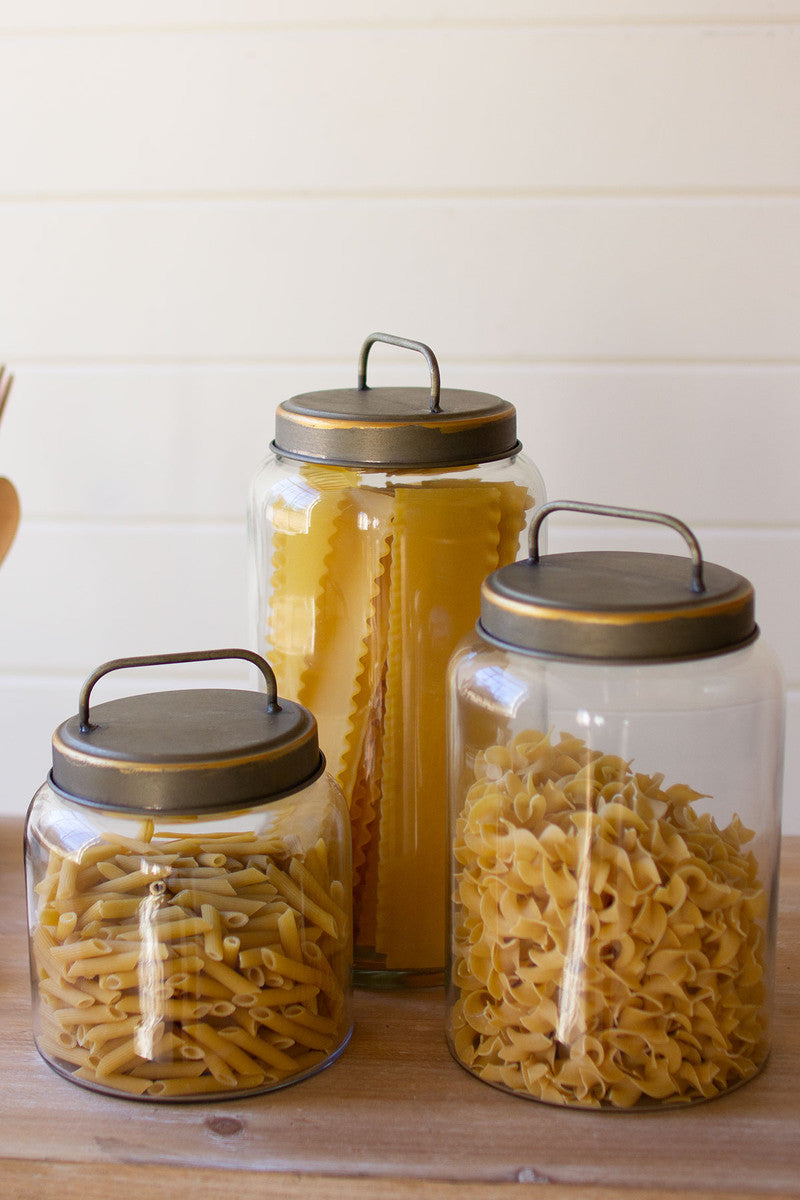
(249, 333), (546, 986)
(447, 502), (784, 1109)
(25, 649), (352, 1102)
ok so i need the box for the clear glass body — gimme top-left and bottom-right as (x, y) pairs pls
(249, 452), (545, 985)
(446, 635), (785, 1109)
(25, 773), (352, 1101)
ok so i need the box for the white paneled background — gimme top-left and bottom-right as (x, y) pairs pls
(0, 4), (798, 828)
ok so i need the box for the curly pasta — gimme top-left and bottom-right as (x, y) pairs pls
(449, 729), (768, 1108)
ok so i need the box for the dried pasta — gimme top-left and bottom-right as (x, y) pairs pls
(448, 728), (768, 1108)
(29, 823), (350, 1099)
(264, 466), (531, 971)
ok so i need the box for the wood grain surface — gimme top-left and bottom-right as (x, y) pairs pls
(1, 820), (798, 1199)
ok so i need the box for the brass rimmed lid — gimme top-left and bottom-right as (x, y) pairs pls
(272, 332), (521, 468)
(479, 502), (757, 662)
(51, 650), (323, 814)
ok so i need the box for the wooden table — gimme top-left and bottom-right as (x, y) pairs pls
(1, 819), (798, 1200)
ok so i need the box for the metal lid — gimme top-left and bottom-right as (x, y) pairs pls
(480, 501), (757, 662)
(272, 332), (521, 468)
(51, 649), (323, 814)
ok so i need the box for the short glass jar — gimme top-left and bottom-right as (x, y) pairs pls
(25, 649), (352, 1101)
(446, 502), (784, 1109)
(249, 333), (545, 986)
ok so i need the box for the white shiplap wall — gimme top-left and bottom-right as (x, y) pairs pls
(0, 4), (798, 829)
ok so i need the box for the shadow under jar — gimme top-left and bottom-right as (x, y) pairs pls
(24, 649), (352, 1101)
(446, 502), (785, 1110)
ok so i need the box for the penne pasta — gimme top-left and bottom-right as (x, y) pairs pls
(50, 938), (111, 964)
(219, 1025), (298, 1073)
(172, 888), (266, 916)
(265, 865), (339, 940)
(129, 1061), (206, 1079)
(221, 935), (240, 968)
(252, 1009), (334, 1053)
(260, 948), (325, 989)
(38, 975), (97, 1010)
(201, 904), (224, 962)
(74, 1067), (151, 1096)
(182, 1021), (263, 1077)
(28, 821), (351, 1098)
(93, 1034), (144, 1078)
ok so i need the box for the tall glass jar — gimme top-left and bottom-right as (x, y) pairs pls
(25, 649), (352, 1102)
(447, 502), (784, 1109)
(249, 333), (546, 986)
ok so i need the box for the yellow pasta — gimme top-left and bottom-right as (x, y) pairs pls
(449, 728), (768, 1108)
(260, 948), (325, 988)
(50, 937), (111, 963)
(265, 864), (339, 939)
(74, 1067), (151, 1096)
(262, 467), (530, 974)
(182, 1021), (263, 1076)
(277, 907), (303, 961)
(218, 1026), (298, 1073)
(266, 465), (358, 703)
(28, 821), (351, 1099)
(201, 904), (224, 962)
(251, 1008), (334, 1053)
(222, 935), (240, 968)
(296, 483), (395, 784)
(38, 975), (96, 1010)
(129, 1061), (206, 1080)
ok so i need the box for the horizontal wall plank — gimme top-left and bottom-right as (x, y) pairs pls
(2, 3), (800, 32)
(0, 521), (796, 678)
(1, 26), (798, 194)
(1, 200), (798, 362)
(1, 364), (797, 525)
(1, 674), (797, 831)
(0, 523), (250, 675)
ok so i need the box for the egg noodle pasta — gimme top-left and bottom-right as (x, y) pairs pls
(28, 821), (350, 1099)
(449, 728), (768, 1108)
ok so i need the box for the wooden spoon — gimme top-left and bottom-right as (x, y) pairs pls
(0, 476), (20, 567)
(0, 365), (12, 427)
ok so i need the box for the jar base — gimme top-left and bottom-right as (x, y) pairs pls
(34, 1026), (353, 1104)
(354, 948), (443, 989)
(446, 1039), (770, 1111)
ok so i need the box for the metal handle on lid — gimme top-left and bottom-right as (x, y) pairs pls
(529, 500), (706, 594)
(357, 332), (441, 413)
(79, 648), (281, 733)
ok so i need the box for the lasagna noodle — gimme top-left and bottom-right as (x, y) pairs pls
(265, 465), (357, 701)
(346, 550), (391, 898)
(496, 481), (532, 564)
(265, 469), (531, 972)
(351, 710), (385, 949)
(375, 483), (504, 969)
(298, 486), (394, 786)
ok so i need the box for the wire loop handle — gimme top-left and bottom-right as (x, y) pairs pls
(529, 500), (706, 594)
(79, 648), (280, 733)
(357, 332), (441, 413)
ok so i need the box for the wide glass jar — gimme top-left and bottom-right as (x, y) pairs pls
(249, 333), (545, 986)
(447, 502), (784, 1109)
(25, 649), (352, 1101)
